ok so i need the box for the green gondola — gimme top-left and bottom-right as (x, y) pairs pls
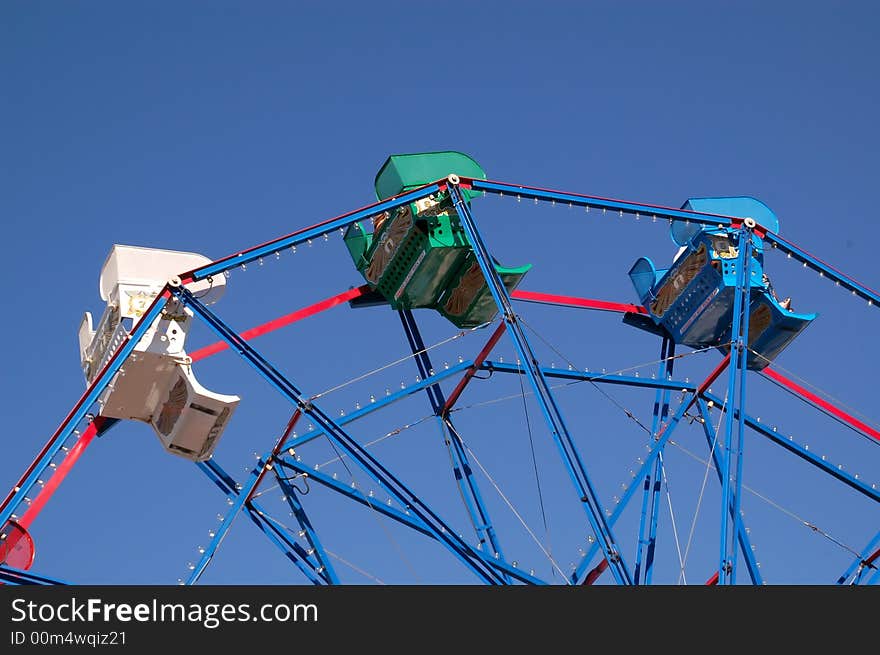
(344, 151), (531, 328)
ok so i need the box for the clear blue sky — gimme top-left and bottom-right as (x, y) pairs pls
(2, 1), (878, 585)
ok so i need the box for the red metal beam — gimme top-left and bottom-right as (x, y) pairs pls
(441, 322), (507, 415)
(190, 285), (370, 362)
(18, 418), (108, 530)
(511, 289), (647, 315)
(662, 353), (732, 433)
(246, 410), (302, 505)
(583, 557), (609, 585)
(762, 367), (880, 443)
(705, 571), (719, 585)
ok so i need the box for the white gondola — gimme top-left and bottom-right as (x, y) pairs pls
(78, 245), (239, 462)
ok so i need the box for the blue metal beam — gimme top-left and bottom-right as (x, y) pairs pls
(469, 179), (735, 228)
(243, 509), (327, 585)
(0, 289), (171, 530)
(695, 400), (763, 585)
(282, 360), (473, 452)
(700, 392), (880, 505)
(277, 458), (548, 585)
(764, 231), (880, 308)
(719, 225), (753, 584)
(0, 565), (68, 585)
(471, 178), (878, 310)
(634, 338), (675, 585)
(174, 287), (505, 584)
(187, 451), (276, 584)
(275, 473), (340, 584)
(398, 309), (507, 566)
(277, 459), (433, 536)
(480, 361), (696, 393)
(187, 184), (442, 281)
(571, 386), (701, 583)
(449, 182), (632, 585)
(836, 530), (880, 585)
(195, 459), (327, 584)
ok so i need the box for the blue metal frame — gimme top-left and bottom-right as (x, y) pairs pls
(282, 360), (473, 452)
(701, 392), (880, 504)
(188, 450), (284, 584)
(276, 458), (548, 585)
(174, 286), (506, 584)
(571, 379), (706, 583)
(275, 472), (340, 584)
(0, 565), (68, 585)
(195, 459), (328, 585)
(247, 510), (328, 585)
(695, 399), (763, 585)
(398, 309), (507, 566)
(471, 177), (879, 310)
(6, 174), (878, 587)
(470, 180), (734, 228)
(449, 182), (633, 585)
(480, 361), (696, 393)
(634, 338), (675, 585)
(764, 231), (880, 308)
(718, 226), (753, 584)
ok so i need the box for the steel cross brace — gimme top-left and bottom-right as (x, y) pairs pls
(276, 458), (548, 585)
(174, 287), (505, 585)
(634, 338), (676, 585)
(187, 408), (309, 584)
(196, 459), (328, 585)
(398, 309), (507, 565)
(275, 472), (340, 583)
(838, 530), (880, 585)
(572, 355), (731, 584)
(695, 399), (763, 585)
(449, 182), (632, 585)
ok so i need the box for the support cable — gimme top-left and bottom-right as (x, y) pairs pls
(311, 328), (481, 401)
(669, 439), (864, 560)
(658, 451), (686, 584)
(517, 370), (552, 578)
(679, 392), (728, 583)
(443, 421), (568, 580)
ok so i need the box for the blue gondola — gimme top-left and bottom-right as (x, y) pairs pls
(625, 196), (817, 370)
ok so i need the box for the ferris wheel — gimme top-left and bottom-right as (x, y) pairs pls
(1, 151), (878, 586)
